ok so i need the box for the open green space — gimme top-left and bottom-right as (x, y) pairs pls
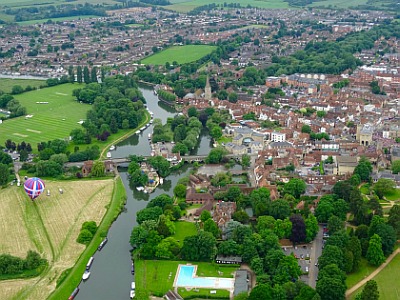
(308, 0), (368, 8)
(346, 258), (377, 289)
(350, 253), (400, 300)
(360, 183), (370, 195)
(166, 0), (289, 12)
(383, 189), (400, 201)
(141, 45), (217, 65)
(0, 78), (44, 94)
(173, 221), (198, 245)
(135, 260), (238, 299)
(177, 288), (230, 299)
(0, 83), (89, 147)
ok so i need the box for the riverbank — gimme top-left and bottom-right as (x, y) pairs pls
(47, 176), (127, 300)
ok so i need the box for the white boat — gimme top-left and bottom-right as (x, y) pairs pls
(148, 133), (152, 140)
(86, 257), (94, 270)
(160, 178), (164, 184)
(82, 270), (90, 280)
(140, 126), (146, 131)
(131, 282), (136, 289)
(149, 120), (153, 124)
(109, 145), (115, 151)
(135, 130), (140, 134)
(106, 152), (112, 158)
(136, 186), (144, 191)
(130, 290), (135, 299)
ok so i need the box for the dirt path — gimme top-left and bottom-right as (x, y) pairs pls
(346, 248), (400, 298)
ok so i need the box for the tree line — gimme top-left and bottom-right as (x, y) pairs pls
(0, 250), (47, 279)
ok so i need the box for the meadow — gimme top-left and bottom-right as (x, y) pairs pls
(17, 15), (99, 25)
(141, 45), (217, 65)
(0, 83), (90, 147)
(172, 221), (198, 245)
(0, 178), (115, 300)
(135, 260), (238, 299)
(350, 253), (400, 300)
(0, 79), (45, 94)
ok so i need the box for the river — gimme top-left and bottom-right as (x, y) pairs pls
(76, 86), (212, 299)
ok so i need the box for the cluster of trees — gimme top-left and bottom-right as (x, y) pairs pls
(370, 80), (386, 95)
(157, 89), (176, 102)
(8, 3), (107, 22)
(4, 139), (32, 161)
(77, 221), (98, 245)
(0, 151), (13, 186)
(71, 75), (147, 143)
(0, 250), (47, 276)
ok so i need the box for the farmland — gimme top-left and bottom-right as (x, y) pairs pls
(0, 83), (90, 147)
(0, 178), (115, 300)
(141, 45), (217, 65)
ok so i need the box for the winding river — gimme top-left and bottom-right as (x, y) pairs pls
(76, 86), (213, 299)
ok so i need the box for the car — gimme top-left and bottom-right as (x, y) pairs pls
(300, 254), (304, 259)
(305, 267), (309, 273)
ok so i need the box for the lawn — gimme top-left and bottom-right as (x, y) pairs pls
(17, 15), (99, 25)
(346, 258), (377, 289)
(135, 260), (239, 299)
(166, 0), (289, 13)
(141, 45), (217, 65)
(384, 189), (400, 201)
(0, 78), (45, 94)
(173, 221), (198, 245)
(360, 183), (370, 195)
(308, 0), (368, 8)
(1, 83), (89, 147)
(0, 178), (116, 300)
(178, 288), (230, 299)
(350, 253), (400, 300)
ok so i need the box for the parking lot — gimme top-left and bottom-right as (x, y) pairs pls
(282, 226), (324, 288)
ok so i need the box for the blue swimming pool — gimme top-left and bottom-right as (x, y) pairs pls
(176, 265), (234, 289)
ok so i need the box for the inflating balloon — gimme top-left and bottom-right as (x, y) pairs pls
(24, 177), (45, 200)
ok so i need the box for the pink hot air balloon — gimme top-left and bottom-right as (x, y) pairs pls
(24, 177), (45, 200)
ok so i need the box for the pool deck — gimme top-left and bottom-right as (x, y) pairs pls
(173, 264), (235, 298)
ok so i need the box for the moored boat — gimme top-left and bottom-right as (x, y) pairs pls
(98, 237), (108, 251)
(109, 145), (116, 151)
(86, 256), (94, 270)
(82, 270), (90, 280)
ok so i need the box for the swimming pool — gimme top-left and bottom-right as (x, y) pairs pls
(175, 265), (234, 290)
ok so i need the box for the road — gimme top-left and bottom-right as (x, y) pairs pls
(308, 225), (324, 288)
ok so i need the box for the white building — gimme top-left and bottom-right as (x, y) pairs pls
(271, 132), (286, 142)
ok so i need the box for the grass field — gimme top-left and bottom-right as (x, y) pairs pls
(141, 45), (217, 65)
(17, 15), (99, 25)
(384, 189), (400, 201)
(346, 258), (377, 289)
(0, 79), (45, 94)
(360, 183), (370, 195)
(135, 260), (238, 299)
(166, 0), (289, 12)
(173, 221), (198, 245)
(0, 83), (89, 147)
(308, 0), (367, 8)
(0, 178), (115, 300)
(350, 253), (400, 300)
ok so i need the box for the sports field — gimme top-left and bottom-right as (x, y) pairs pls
(141, 45), (217, 65)
(0, 79), (45, 94)
(308, 0), (367, 8)
(0, 83), (89, 147)
(0, 179), (114, 300)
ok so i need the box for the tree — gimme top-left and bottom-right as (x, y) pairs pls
(360, 280), (379, 300)
(147, 194), (174, 211)
(136, 207), (163, 224)
(375, 223), (396, 256)
(218, 240), (240, 256)
(366, 234), (385, 266)
(173, 184), (187, 199)
(36, 160), (63, 177)
(91, 161), (105, 177)
(327, 216), (344, 235)
(77, 229), (93, 244)
(50, 153), (68, 166)
(373, 178), (395, 199)
(301, 125), (311, 134)
(388, 205), (400, 238)
(318, 245), (344, 271)
(187, 106), (198, 117)
(226, 186), (242, 202)
(305, 214), (319, 243)
(316, 274), (346, 300)
(77, 66), (82, 83)
(83, 66), (90, 84)
(204, 219), (220, 238)
(392, 160), (400, 174)
(155, 237), (180, 259)
(274, 254), (303, 284)
(228, 92), (238, 103)
(206, 147), (227, 164)
(353, 157), (372, 182)
(210, 126), (223, 139)
(70, 128), (86, 144)
(232, 210), (250, 224)
(348, 236), (362, 272)
(181, 231), (217, 261)
(200, 210), (212, 223)
(148, 156), (171, 178)
(0, 163), (9, 186)
(284, 178), (306, 199)
(240, 154), (251, 169)
(290, 214), (306, 245)
(248, 284), (273, 300)
(270, 199), (291, 220)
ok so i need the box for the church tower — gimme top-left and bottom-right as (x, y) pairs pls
(204, 75), (212, 100)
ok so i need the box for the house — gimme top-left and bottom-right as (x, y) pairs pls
(82, 160), (94, 177)
(337, 156), (358, 175)
(234, 270), (250, 296)
(216, 255), (242, 264)
(186, 187), (214, 204)
(212, 201), (236, 229)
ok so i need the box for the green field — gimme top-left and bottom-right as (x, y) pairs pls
(173, 221), (198, 245)
(135, 260), (238, 299)
(0, 78), (45, 94)
(141, 45), (217, 65)
(166, 0), (288, 12)
(350, 253), (400, 300)
(0, 83), (89, 146)
(384, 189), (400, 201)
(308, 0), (367, 8)
(346, 258), (377, 289)
(17, 15), (99, 25)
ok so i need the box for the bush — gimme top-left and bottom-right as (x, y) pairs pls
(77, 229), (93, 245)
